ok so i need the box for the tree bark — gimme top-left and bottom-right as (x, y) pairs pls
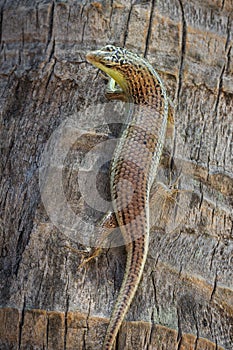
(0, 0), (232, 349)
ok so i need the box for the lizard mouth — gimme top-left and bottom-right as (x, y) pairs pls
(86, 50), (127, 92)
(86, 50), (114, 67)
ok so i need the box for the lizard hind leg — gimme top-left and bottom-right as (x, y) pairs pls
(150, 174), (192, 233)
(78, 211), (119, 269)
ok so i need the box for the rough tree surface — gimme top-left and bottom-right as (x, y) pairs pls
(0, 0), (232, 349)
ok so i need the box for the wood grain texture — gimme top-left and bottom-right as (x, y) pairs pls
(0, 0), (232, 349)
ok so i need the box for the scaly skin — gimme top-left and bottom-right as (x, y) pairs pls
(86, 45), (169, 350)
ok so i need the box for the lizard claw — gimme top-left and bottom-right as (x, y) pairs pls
(78, 247), (102, 270)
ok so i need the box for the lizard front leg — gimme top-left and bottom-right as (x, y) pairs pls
(105, 78), (128, 102)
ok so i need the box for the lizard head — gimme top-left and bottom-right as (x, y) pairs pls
(86, 44), (144, 94)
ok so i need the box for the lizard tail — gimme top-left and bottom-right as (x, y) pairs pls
(103, 234), (149, 350)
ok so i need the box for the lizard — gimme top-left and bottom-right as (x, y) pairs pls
(85, 44), (173, 350)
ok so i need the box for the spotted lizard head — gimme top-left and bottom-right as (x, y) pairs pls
(86, 44), (146, 94)
(86, 44), (167, 107)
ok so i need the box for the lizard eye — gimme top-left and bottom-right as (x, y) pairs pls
(104, 45), (115, 52)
